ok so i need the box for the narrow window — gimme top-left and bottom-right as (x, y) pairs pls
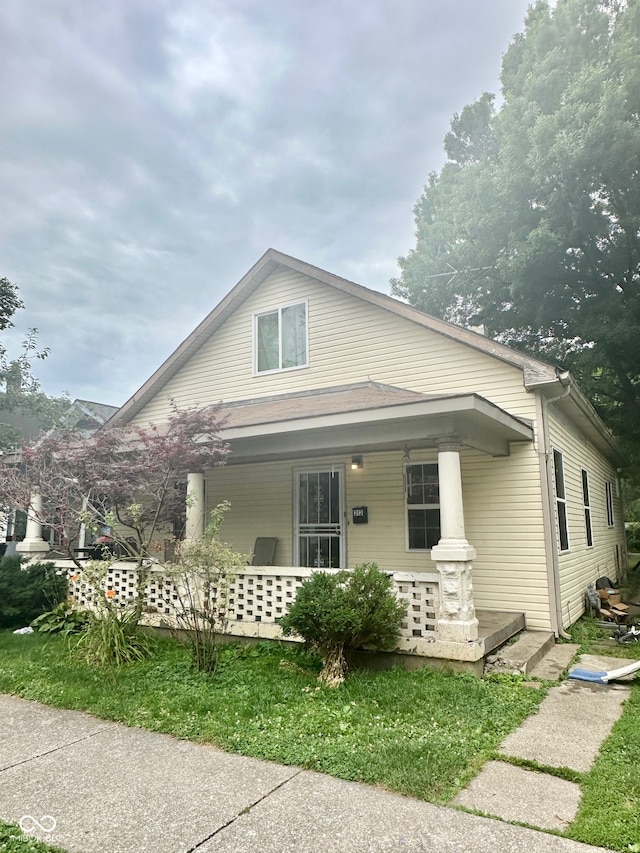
(582, 469), (593, 547)
(605, 481), (614, 527)
(255, 302), (307, 373)
(406, 463), (440, 550)
(553, 449), (569, 552)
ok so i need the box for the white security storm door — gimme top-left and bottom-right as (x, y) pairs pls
(295, 468), (344, 568)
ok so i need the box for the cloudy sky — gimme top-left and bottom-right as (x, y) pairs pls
(1, 0), (531, 407)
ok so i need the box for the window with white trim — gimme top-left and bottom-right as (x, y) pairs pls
(553, 449), (569, 552)
(406, 463), (440, 550)
(605, 481), (615, 527)
(581, 469), (593, 547)
(254, 302), (308, 373)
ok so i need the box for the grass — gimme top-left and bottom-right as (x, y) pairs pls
(2, 621), (640, 851)
(0, 632), (543, 804)
(563, 569), (640, 850)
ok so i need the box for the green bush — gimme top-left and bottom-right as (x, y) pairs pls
(0, 556), (67, 629)
(279, 562), (406, 686)
(164, 502), (248, 673)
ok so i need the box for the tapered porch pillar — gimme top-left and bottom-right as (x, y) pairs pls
(185, 472), (205, 542)
(430, 442), (478, 642)
(16, 490), (50, 554)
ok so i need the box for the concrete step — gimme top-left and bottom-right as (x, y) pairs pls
(528, 643), (580, 681)
(488, 630), (555, 674)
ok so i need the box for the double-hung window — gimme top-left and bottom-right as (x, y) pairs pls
(255, 302), (308, 373)
(582, 469), (593, 547)
(553, 449), (570, 552)
(605, 481), (615, 527)
(406, 463), (440, 550)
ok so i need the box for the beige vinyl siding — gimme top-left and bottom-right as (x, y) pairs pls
(131, 268), (537, 426)
(130, 265), (557, 630)
(206, 451), (434, 573)
(548, 408), (625, 627)
(461, 445), (551, 631)
(205, 443), (553, 630)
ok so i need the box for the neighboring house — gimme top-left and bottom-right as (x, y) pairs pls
(5, 398), (119, 552)
(97, 251), (628, 666)
(60, 399), (119, 436)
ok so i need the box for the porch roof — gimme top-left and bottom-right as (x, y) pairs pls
(219, 381), (534, 462)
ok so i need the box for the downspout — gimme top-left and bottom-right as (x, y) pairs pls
(535, 370), (572, 639)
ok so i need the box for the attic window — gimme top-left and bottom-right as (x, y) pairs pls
(254, 302), (308, 374)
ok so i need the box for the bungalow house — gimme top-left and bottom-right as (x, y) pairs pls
(51, 250), (629, 669)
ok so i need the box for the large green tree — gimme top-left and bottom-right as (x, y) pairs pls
(392, 0), (640, 465)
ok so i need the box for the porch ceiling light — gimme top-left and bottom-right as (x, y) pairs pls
(351, 455), (363, 470)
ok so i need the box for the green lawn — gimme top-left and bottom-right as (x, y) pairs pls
(0, 632), (542, 804)
(1, 627), (640, 851)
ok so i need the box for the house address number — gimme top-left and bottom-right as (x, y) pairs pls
(352, 506), (368, 524)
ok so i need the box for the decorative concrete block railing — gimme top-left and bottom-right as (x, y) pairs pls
(64, 562), (438, 651)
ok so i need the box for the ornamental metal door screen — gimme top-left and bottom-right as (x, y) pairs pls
(295, 469), (344, 568)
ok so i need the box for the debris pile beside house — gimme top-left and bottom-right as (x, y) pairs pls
(594, 576), (630, 623)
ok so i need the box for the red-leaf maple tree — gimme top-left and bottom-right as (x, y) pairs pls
(0, 403), (229, 569)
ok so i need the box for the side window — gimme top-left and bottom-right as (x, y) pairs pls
(582, 469), (593, 547)
(255, 302), (308, 373)
(553, 449), (570, 552)
(406, 463), (440, 550)
(605, 481), (615, 527)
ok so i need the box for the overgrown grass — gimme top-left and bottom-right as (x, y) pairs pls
(567, 684), (640, 850)
(3, 629), (640, 850)
(0, 632), (542, 804)
(565, 601), (640, 851)
(0, 821), (66, 853)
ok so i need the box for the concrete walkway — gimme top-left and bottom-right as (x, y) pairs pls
(0, 654), (633, 853)
(454, 653), (634, 832)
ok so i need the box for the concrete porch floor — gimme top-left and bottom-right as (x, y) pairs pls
(478, 609), (526, 656)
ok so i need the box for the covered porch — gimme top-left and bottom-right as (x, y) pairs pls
(61, 559), (525, 674)
(183, 381), (534, 665)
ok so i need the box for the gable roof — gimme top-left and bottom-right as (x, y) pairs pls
(109, 248), (559, 427)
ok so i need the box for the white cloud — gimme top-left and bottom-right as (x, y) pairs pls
(0, 0), (531, 405)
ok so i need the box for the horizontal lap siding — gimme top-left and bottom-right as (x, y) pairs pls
(205, 445), (552, 631)
(461, 446), (551, 631)
(549, 410), (626, 626)
(206, 463), (294, 565)
(133, 267), (554, 627)
(131, 269), (537, 425)
(206, 451), (437, 573)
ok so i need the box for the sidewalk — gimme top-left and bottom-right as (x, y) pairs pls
(0, 654), (632, 853)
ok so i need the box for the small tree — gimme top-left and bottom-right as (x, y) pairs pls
(162, 502), (248, 673)
(279, 563), (406, 687)
(0, 402), (229, 620)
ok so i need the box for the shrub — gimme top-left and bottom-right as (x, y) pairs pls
(162, 502), (248, 673)
(279, 562), (406, 687)
(0, 556), (67, 629)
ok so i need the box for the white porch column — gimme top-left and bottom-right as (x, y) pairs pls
(430, 442), (478, 642)
(185, 472), (205, 542)
(16, 490), (50, 554)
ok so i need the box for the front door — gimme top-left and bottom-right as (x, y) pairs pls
(295, 468), (344, 568)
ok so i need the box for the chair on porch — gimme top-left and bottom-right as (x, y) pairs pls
(251, 537), (278, 566)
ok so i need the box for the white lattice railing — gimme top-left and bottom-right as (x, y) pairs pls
(64, 563), (438, 646)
